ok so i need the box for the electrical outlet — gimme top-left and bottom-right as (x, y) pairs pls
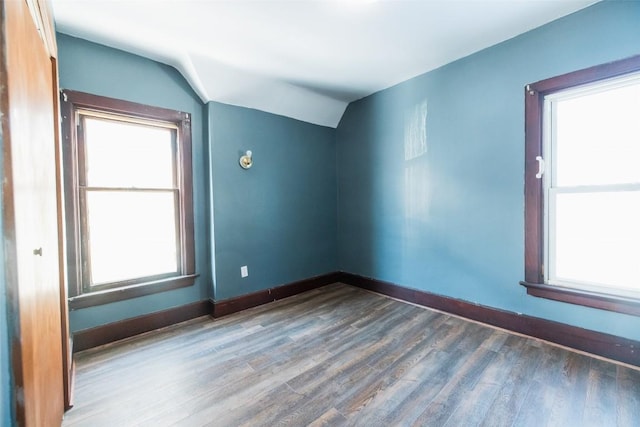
(241, 265), (248, 278)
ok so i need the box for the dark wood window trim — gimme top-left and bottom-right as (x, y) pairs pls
(68, 274), (198, 310)
(521, 54), (640, 316)
(61, 90), (196, 308)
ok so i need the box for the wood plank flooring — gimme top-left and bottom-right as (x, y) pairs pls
(62, 283), (640, 427)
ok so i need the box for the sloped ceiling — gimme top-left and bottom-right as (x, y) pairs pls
(52, 0), (598, 128)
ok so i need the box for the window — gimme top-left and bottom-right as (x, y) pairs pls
(522, 55), (640, 316)
(61, 90), (196, 308)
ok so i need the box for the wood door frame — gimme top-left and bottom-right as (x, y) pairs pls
(52, 56), (74, 409)
(1, 0), (72, 422)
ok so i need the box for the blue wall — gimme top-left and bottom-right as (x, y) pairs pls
(336, 1), (640, 341)
(57, 1), (640, 342)
(1, 266), (11, 427)
(57, 34), (338, 330)
(1, 140), (12, 427)
(57, 34), (210, 331)
(0, 308), (9, 427)
(208, 102), (337, 300)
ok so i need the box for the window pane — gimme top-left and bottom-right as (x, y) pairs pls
(86, 191), (178, 285)
(554, 191), (640, 292)
(555, 80), (640, 186)
(84, 117), (174, 188)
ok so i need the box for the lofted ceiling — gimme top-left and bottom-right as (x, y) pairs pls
(52, 0), (598, 128)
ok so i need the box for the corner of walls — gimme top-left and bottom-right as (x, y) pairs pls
(208, 102), (338, 301)
(205, 102), (217, 301)
(56, 33), (211, 332)
(334, 122), (344, 273)
(55, 32), (339, 330)
(335, 0), (640, 342)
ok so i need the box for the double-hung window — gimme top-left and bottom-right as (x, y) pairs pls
(61, 90), (196, 308)
(522, 55), (640, 316)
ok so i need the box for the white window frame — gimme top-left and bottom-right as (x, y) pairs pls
(541, 73), (640, 299)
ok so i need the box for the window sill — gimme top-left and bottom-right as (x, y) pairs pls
(520, 281), (640, 317)
(69, 274), (198, 310)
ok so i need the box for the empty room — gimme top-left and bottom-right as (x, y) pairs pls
(1, 0), (640, 426)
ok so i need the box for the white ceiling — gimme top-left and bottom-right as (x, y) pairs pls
(52, 0), (598, 128)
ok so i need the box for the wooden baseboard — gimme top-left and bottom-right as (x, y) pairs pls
(212, 272), (342, 318)
(73, 300), (212, 352)
(340, 272), (640, 367)
(72, 270), (639, 366)
(72, 272), (341, 351)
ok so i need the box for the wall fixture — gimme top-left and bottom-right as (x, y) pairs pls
(239, 150), (253, 169)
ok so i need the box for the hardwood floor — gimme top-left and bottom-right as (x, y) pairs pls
(63, 283), (640, 427)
